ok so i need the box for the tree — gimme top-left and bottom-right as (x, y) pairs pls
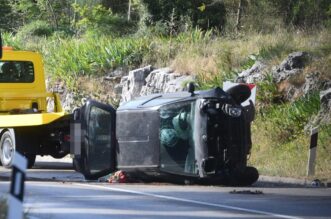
(235, 0), (243, 32)
(262, 0), (330, 27)
(9, 0), (75, 31)
(142, 0), (226, 31)
(0, 0), (16, 31)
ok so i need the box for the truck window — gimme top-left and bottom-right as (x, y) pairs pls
(0, 61), (34, 83)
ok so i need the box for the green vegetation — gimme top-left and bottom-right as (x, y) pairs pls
(0, 0), (330, 179)
(45, 36), (149, 88)
(251, 123), (331, 179)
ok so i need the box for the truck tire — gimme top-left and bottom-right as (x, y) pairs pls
(0, 130), (15, 168)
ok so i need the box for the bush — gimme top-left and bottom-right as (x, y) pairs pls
(142, 0), (226, 32)
(1, 32), (23, 49)
(16, 20), (53, 39)
(73, 4), (136, 36)
(44, 35), (150, 89)
(260, 93), (320, 143)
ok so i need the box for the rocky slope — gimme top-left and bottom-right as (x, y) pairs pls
(49, 51), (330, 129)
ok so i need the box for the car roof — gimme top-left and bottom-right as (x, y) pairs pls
(118, 87), (231, 111)
(118, 91), (192, 110)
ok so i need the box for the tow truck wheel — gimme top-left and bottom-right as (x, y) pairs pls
(0, 131), (15, 168)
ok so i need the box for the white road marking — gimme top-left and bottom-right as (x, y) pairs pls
(75, 183), (304, 219)
(24, 207), (269, 218)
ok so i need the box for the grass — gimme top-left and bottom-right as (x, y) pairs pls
(249, 90), (329, 179)
(44, 35), (150, 89)
(250, 124), (331, 180)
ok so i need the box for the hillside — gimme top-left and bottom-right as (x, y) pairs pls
(1, 0), (330, 181)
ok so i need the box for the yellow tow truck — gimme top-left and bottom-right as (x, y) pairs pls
(0, 45), (70, 168)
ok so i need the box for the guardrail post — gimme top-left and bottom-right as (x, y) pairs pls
(7, 152), (27, 219)
(307, 127), (318, 177)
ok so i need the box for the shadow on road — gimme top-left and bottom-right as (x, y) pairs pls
(0, 156), (85, 182)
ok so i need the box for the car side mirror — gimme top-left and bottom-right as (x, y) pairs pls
(187, 82), (195, 96)
(226, 84), (251, 104)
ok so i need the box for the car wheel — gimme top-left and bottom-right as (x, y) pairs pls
(0, 131), (15, 168)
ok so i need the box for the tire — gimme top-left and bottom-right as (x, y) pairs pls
(227, 166), (259, 186)
(25, 154), (36, 169)
(0, 130), (16, 168)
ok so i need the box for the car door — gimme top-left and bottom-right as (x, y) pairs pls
(77, 100), (116, 180)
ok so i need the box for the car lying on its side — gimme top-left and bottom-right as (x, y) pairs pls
(72, 83), (259, 186)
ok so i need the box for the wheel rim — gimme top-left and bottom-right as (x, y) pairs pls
(1, 135), (14, 166)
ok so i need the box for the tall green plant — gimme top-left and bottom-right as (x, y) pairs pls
(44, 35), (149, 88)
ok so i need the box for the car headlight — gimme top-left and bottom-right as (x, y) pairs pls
(222, 104), (242, 117)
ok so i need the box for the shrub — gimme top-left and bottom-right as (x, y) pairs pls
(73, 4), (136, 36)
(44, 35), (150, 89)
(260, 93), (320, 143)
(142, 0), (226, 32)
(16, 20), (53, 39)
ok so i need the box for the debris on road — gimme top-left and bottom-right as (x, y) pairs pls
(230, 190), (263, 195)
(108, 170), (128, 183)
(98, 170), (129, 183)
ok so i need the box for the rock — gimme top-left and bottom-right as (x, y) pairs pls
(236, 61), (267, 83)
(104, 76), (122, 82)
(272, 51), (310, 83)
(114, 83), (123, 98)
(306, 87), (331, 129)
(140, 68), (194, 96)
(164, 74), (194, 93)
(106, 67), (127, 78)
(118, 66), (195, 104)
(302, 72), (321, 96)
(319, 88), (331, 124)
(120, 65), (153, 103)
(62, 92), (76, 112)
(104, 68), (127, 82)
(140, 68), (173, 95)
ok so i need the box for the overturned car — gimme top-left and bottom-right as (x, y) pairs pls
(72, 84), (259, 186)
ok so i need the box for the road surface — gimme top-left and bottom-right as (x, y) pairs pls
(0, 156), (330, 219)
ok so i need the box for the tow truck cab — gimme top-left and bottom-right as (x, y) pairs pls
(0, 47), (70, 168)
(74, 85), (259, 186)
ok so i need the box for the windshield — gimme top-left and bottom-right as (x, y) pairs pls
(0, 61), (34, 83)
(159, 100), (197, 175)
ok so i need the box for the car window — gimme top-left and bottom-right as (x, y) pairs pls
(159, 100), (197, 175)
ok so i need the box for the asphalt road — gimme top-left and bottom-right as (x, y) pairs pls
(0, 156), (331, 219)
